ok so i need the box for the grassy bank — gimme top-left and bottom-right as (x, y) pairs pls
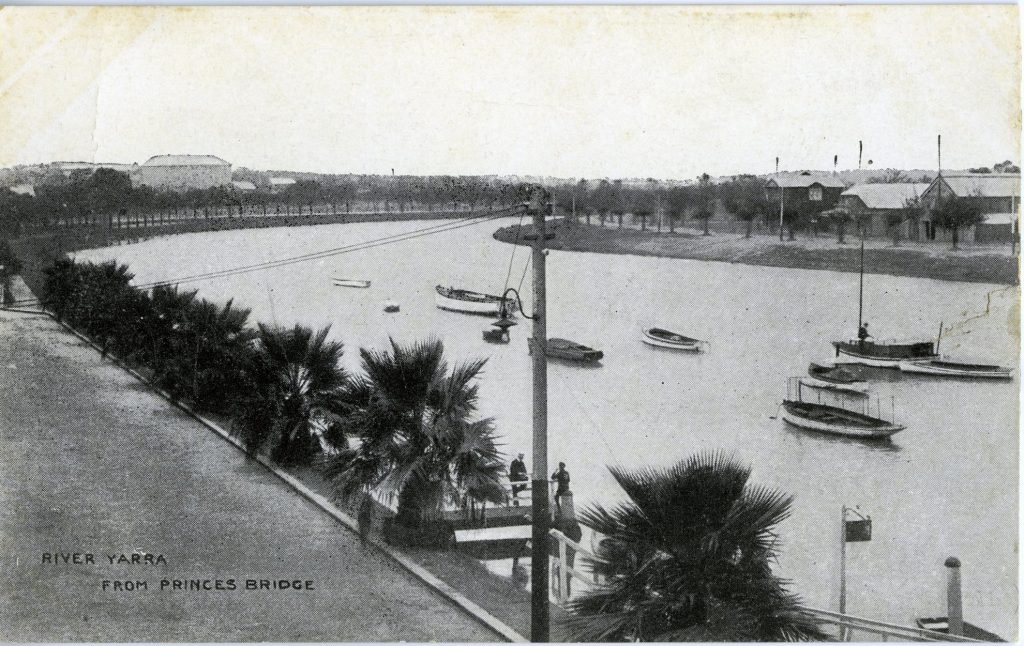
(494, 219), (1019, 285)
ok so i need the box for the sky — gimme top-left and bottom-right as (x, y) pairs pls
(0, 6), (1019, 180)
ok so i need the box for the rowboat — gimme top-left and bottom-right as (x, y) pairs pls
(781, 400), (905, 439)
(435, 285), (515, 316)
(641, 327), (704, 352)
(799, 362), (869, 395)
(531, 338), (604, 363)
(898, 359), (1013, 380)
(332, 278), (371, 288)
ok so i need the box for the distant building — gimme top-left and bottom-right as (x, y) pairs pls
(231, 180), (257, 192)
(268, 177), (296, 192)
(765, 171), (846, 213)
(919, 173), (1020, 243)
(8, 183), (35, 197)
(131, 155), (231, 191)
(52, 161), (136, 176)
(837, 183), (930, 238)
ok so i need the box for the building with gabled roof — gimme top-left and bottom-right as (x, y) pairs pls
(918, 173), (1020, 243)
(131, 155), (231, 191)
(835, 183), (930, 239)
(765, 171), (846, 217)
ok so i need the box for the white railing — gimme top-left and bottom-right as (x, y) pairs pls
(547, 530), (984, 643)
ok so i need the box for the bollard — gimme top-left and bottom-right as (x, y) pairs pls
(945, 556), (963, 637)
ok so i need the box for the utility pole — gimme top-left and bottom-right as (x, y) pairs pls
(528, 186), (550, 643)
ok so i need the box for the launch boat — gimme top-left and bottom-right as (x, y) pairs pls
(435, 285), (515, 316)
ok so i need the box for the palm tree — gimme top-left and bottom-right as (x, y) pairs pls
(231, 323), (349, 465)
(563, 452), (825, 642)
(326, 338), (506, 543)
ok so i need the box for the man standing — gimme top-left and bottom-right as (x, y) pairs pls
(509, 453), (528, 499)
(858, 322), (871, 350)
(551, 462), (570, 511)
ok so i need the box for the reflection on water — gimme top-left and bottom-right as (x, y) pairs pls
(78, 219), (1019, 637)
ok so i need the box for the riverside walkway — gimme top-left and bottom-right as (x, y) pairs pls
(0, 309), (503, 642)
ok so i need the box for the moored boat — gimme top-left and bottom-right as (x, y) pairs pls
(781, 400), (905, 439)
(531, 338), (604, 363)
(435, 285), (515, 316)
(332, 277), (371, 288)
(833, 339), (938, 368)
(641, 327), (704, 352)
(383, 300), (400, 313)
(898, 359), (1013, 380)
(800, 362), (869, 395)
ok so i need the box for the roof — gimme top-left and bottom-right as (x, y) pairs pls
(933, 173), (1020, 198)
(841, 183), (930, 210)
(142, 155), (229, 167)
(269, 177), (296, 186)
(765, 172), (846, 189)
(8, 183), (35, 197)
(231, 180), (256, 190)
(981, 212), (1017, 226)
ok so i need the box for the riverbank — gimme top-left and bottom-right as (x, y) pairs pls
(494, 219), (1019, 285)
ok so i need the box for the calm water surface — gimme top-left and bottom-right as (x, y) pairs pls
(79, 219), (1019, 636)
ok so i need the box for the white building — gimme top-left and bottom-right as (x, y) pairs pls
(132, 155), (231, 191)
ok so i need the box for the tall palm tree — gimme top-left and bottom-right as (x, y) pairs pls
(564, 452), (825, 642)
(231, 323), (349, 465)
(326, 338), (505, 539)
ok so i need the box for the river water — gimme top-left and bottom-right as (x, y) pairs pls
(78, 218), (1019, 637)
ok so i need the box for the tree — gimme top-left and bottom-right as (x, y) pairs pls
(867, 169), (910, 184)
(664, 186), (690, 233)
(720, 175), (767, 238)
(691, 173), (716, 236)
(994, 160), (1020, 174)
(563, 452), (825, 642)
(231, 324), (349, 465)
(326, 338), (505, 543)
(931, 195), (984, 250)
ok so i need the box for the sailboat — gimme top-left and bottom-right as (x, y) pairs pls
(831, 237), (938, 368)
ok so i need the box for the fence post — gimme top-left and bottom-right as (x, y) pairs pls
(558, 537), (569, 603)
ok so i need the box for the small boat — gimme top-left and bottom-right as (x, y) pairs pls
(435, 285), (515, 316)
(898, 359), (1014, 380)
(800, 362), (869, 395)
(781, 400), (905, 439)
(541, 338), (603, 363)
(483, 317), (516, 344)
(833, 339), (938, 368)
(332, 278), (371, 288)
(383, 300), (400, 313)
(641, 327), (704, 352)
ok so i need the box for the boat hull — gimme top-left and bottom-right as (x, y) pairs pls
(898, 360), (1013, 379)
(331, 278), (371, 288)
(434, 286), (513, 316)
(833, 341), (938, 368)
(641, 328), (702, 351)
(799, 377), (869, 395)
(781, 401), (904, 439)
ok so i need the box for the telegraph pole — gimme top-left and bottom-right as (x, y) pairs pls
(528, 186), (550, 643)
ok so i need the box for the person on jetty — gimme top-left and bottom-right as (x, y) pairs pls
(509, 453), (528, 498)
(551, 462), (570, 511)
(858, 322), (872, 350)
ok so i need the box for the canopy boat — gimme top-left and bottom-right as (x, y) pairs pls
(531, 338), (603, 363)
(782, 400), (906, 439)
(332, 278), (371, 288)
(641, 327), (705, 352)
(898, 359), (1014, 380)
(435, 285), (515, 316)
(831, 238), (937, 368)
(780, 377), (904, 439)
(799, 362), (869, 395)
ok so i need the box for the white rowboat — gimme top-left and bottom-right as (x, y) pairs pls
(641, 327), (704, 352)
(435, 285), (514, 316)
(332, 278), (371, 288)
(898, 359), (1013, 380)
(782, 400), (905, 439)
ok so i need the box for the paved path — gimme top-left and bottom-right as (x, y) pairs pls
(0, 310), (501, 642)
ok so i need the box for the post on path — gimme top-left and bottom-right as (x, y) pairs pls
(946, 557), (963, 637)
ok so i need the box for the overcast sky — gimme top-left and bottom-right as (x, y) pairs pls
(1, 6), (1019, 179)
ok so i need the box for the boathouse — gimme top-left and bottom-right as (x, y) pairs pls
(837, 182), (930, 239)
(765, 171), (845, 213)
(918, 173), (1020, 243)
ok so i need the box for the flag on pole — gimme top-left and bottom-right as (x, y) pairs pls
(845, 518), (872, 542)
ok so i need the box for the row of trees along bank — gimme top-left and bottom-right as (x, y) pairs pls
(41, 258), (825, 641)
(0, 169), (537, 237)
